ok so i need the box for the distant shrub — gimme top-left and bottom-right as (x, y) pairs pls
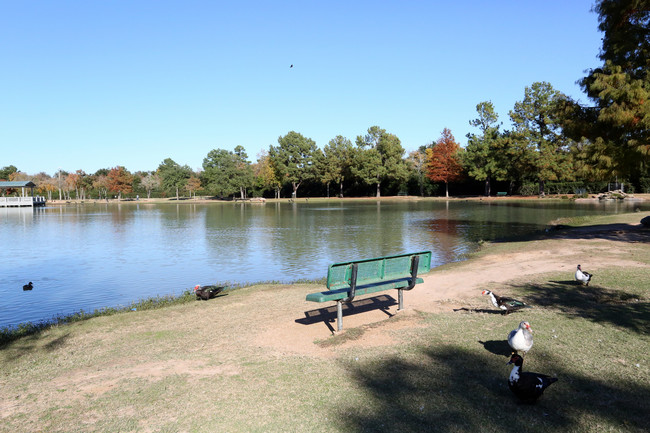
(640, 178), (650, 193)
(518, 183), (537, 196)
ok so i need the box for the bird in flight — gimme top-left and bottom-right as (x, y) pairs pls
(290, 64), (293, 68)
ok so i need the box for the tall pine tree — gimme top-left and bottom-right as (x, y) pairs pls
(560, 0), (649, 182)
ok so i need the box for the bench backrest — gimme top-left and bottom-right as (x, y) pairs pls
(327, 251), (432, 290)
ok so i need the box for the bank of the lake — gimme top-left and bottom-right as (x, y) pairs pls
(1, 212), (648, 432)
(6, 197), (649, 329)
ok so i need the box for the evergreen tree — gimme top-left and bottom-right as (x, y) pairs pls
(352, 126), (408, 197)
(560, 0), (649, 182)
(232, 146), (255, 199)
(463, 101), (505, 196)
(319, 135), (353, 198)
(0, 165), (18, 180)
(269, 131), (318, 199)
(201, 149), (241, 198)
(510, 82), (574, 195)
(157, 158), (192, 200)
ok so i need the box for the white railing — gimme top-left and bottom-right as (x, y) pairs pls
(0, 196), (47, 207)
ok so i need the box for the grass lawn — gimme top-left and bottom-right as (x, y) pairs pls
(1, 212), (648, 432)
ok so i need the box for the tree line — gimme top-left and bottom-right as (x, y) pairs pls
(2, 0), (648, 200)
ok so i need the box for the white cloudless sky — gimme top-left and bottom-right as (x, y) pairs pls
(1, 0), (603, 175)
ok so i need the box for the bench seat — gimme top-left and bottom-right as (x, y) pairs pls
(305, 251), (431, 331)
(306, 277), (425, 302)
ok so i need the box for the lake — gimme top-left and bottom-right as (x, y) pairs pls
(1, 199), (647, 328)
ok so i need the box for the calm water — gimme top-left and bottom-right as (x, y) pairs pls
(1, 199), (647, 328)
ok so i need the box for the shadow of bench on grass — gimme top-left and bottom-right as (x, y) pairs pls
(297, 295), (397, 333)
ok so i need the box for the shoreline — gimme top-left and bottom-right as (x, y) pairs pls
(3, 210), (648, 340)
(40, 193), (650, 206)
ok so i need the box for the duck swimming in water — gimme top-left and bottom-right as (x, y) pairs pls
(23, 282), (33, 291)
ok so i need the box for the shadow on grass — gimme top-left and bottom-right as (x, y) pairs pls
(478, 339), (513, 357)
(452, 307), (508, 315)
(337, 346), (649, 432)
(514, 281), (649, 334)
(1, 332), (72, 362)
(495, 221), (650, 244)
(297, 295), (396, 333)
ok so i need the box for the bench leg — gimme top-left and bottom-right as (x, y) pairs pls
(337, 301), (343, 332)
(398, 288), (404, 311)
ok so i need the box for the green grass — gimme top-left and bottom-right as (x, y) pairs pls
(0, 290), (198, 346)
(0, 277), (324, 346)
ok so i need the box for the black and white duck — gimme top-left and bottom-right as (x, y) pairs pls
(193, 284), (225, 301)
(575, 264), (593, 286)
(508, 321), (533, 355)
(481, 290), (531, 314)
(22, 282), (33, 291)
(507, 353), (558, 403)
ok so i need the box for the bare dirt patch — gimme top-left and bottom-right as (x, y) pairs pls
(260, 218), (649, 356)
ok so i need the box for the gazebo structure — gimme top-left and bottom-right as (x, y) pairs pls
(0, 181), (46, 207)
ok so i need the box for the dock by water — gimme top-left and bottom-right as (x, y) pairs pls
(0, 196), (46, 207)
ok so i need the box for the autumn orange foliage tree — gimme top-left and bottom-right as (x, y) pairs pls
(426, 128), (464, 198)
(107, 166), (134, 200)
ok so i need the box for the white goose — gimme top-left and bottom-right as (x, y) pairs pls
(575, 264), (593, 286)
(508, 321), (533, 355)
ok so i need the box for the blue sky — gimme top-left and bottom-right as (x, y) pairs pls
(1, 1), (603, 176)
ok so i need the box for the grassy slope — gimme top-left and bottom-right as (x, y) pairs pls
(1, 213), (648, 433)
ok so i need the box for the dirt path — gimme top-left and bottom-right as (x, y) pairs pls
(257, 219), (650, 356)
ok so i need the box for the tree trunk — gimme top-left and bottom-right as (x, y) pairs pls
(445, 182), (449, 198)
(339, 182), (344, 198)
(176, 187), (179, 201)
(326, 183), (330, 198)
(292, 181), (301, 199)
(538, 180), (545, 196)
(376, 182), (381, 198)
(485, 177), (491, 196)
(240, 186), (245, 199)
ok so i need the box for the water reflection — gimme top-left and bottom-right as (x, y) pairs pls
(1, 199), (648, 328)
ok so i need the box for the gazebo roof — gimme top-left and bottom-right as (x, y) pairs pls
(0, 181), (36, 188)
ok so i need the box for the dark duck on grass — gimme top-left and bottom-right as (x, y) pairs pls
(23, 282), (33, 291)
(508, 321), (533, 355)
(193, 284), (224, 301)
(507, 353), (558, 403)
(575, 264), (593, 286)
(481, 290), (531, 314)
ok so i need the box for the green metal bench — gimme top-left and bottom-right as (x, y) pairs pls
(306, 251), (432, 331)
(496, 192), (508, 196)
